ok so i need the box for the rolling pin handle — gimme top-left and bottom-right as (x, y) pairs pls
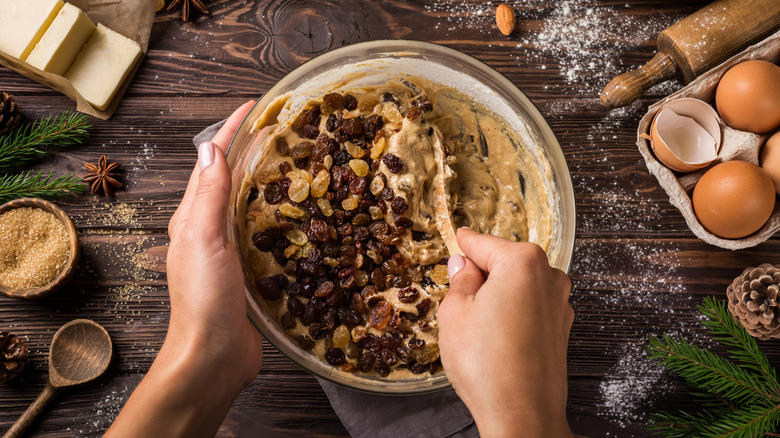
(600, 52), (677, 109)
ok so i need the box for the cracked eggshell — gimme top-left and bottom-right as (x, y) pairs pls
(645, 98), (721, 172)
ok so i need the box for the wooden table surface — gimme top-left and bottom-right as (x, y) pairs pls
(2, 1), (778, 436)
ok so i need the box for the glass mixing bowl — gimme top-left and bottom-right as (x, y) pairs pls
(226, 40), (576, 394)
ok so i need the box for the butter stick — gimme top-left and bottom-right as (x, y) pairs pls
(0, 0), (64, 60)
(27, 3), (96, 76)
(65, 24), (142, 111)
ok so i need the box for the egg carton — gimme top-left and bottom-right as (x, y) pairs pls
(637, 29), (780, 250)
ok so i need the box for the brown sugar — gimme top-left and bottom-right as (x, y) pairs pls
(0, 207), (70, 290)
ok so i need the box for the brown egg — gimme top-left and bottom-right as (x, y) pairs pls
(692, 160), (775, 239)
(760, 131), (780, 195)
(715, 60), (780, 134)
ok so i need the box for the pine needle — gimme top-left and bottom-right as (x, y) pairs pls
(0, 111), (90, 170)
(647, 297), (780, 437)
(0, 171), (84, 203)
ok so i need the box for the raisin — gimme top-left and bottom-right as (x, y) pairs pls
(326, 113), (339, 132)
(307, 247), (323, 263)
(344, 94), (358, 111)
(312, 141), (330, 162)
(341, 117), (364, 139)
(285, 280), (302, 296)
(300, 277), (315, 298)
(382, 92), (398, 104)
(381, 186), (394, 201)
(412, 95), (434, 112)
(410, 338), (426, 350)
(333, 149), (350, 166)
(270, 274), (289, 289)
(287, 296), (305, 317)
(310, 218), (330, 242)
(352, 213), (370, 226)
(294, 157), (309, 169)
(337, 223), (353, 236)
(298, 335), (315, 351)
(338, 307), (361, 327)
(391, 196), (408, 215)
(394, 216), (413, 228)
(392, 252), (405, 265)
(291, 110), (309, 133)
(284, 260), (298, 276)
(349, 176), (367, 195)
(323, 93), (346, 111)
(340, 275), (357, 290)
(396, 345), (412, 362)
(256, 277), (282, 301)
(325, 286), (345, 307)
(291, 141), (314, 160)
(252, 227), (281, 252)
(280, 312), (296, 329)
(370, 268), (385, 289)
(382, 153), (404, 173)
(279, 161), (292, 176)
(264, 182), (283, 204)
(409, 361), (427, 374)
(416, 298), (432, 317)
(358, 350), (376, 372)
(274, 138), (289, 155)
(309, 322), (325, 339)
(306, 106), (321, 125)
(354, 226), (369, 241)
(315, 281), (335, 297)
(247, 187), (259, 205)
(338, 267), (357, 279)
(321, 310), (336, 331)
(302, 303), (319, 326)
(412, 231), (432, 241)
(406, 106), (422, 121)
(381, 349), (398, 366)
(369, 301), (392, 329)
(363, 114), (384, 139)
(301, 259), (326, 276)
(300, 124), (319, 139)
(398, 287), (419, 303)
(368, 221), (389, 237)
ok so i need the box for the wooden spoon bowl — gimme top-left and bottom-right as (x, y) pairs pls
(3, 320), (112, 438)
(0, 198), (80, 300)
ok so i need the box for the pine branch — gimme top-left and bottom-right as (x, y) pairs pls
(650, 404), (780, 438)
(699, 296), (780, 396)
(647, 297), (780, 437)
(0, 171), (84, 203)
(648, 335), (777, 404)
(0, 111), (90, 170)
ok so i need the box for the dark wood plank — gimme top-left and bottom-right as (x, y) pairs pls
(1, 1), (775, 437)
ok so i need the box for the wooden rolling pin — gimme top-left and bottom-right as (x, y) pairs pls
(600, 0), (780, 109)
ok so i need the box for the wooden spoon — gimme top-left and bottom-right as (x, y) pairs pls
(3, 320), (112, 438)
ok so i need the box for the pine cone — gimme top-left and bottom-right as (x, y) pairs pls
(0, 91), (21, 136)
(727, 263), (780, 340)
(0, 331), (28, 383)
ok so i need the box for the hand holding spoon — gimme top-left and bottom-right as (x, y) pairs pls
(3, 319), (112, 438)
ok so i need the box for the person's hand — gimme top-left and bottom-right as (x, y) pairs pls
(107, 101), (263, 438)
(438, 228), (574, 438)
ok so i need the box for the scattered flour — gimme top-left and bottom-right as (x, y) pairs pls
(425, 0), (685, 111)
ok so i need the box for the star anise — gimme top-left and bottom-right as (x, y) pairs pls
(167, 0), (209, 22)
(84, 155), (123, 196)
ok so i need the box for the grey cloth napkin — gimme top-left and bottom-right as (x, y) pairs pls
(195, 122), (477, 438)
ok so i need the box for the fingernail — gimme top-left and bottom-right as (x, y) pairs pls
(458, 226), (472, 231)
(198, 142), (215, 170)
(448, 254), (466, 280)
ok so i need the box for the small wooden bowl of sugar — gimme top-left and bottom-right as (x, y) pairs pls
(0, 198), (80, 299)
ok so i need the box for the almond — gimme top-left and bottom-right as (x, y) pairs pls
(496, 4), (516, 36)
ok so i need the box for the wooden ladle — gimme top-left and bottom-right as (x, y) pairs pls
(3, 319), (113, 438)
